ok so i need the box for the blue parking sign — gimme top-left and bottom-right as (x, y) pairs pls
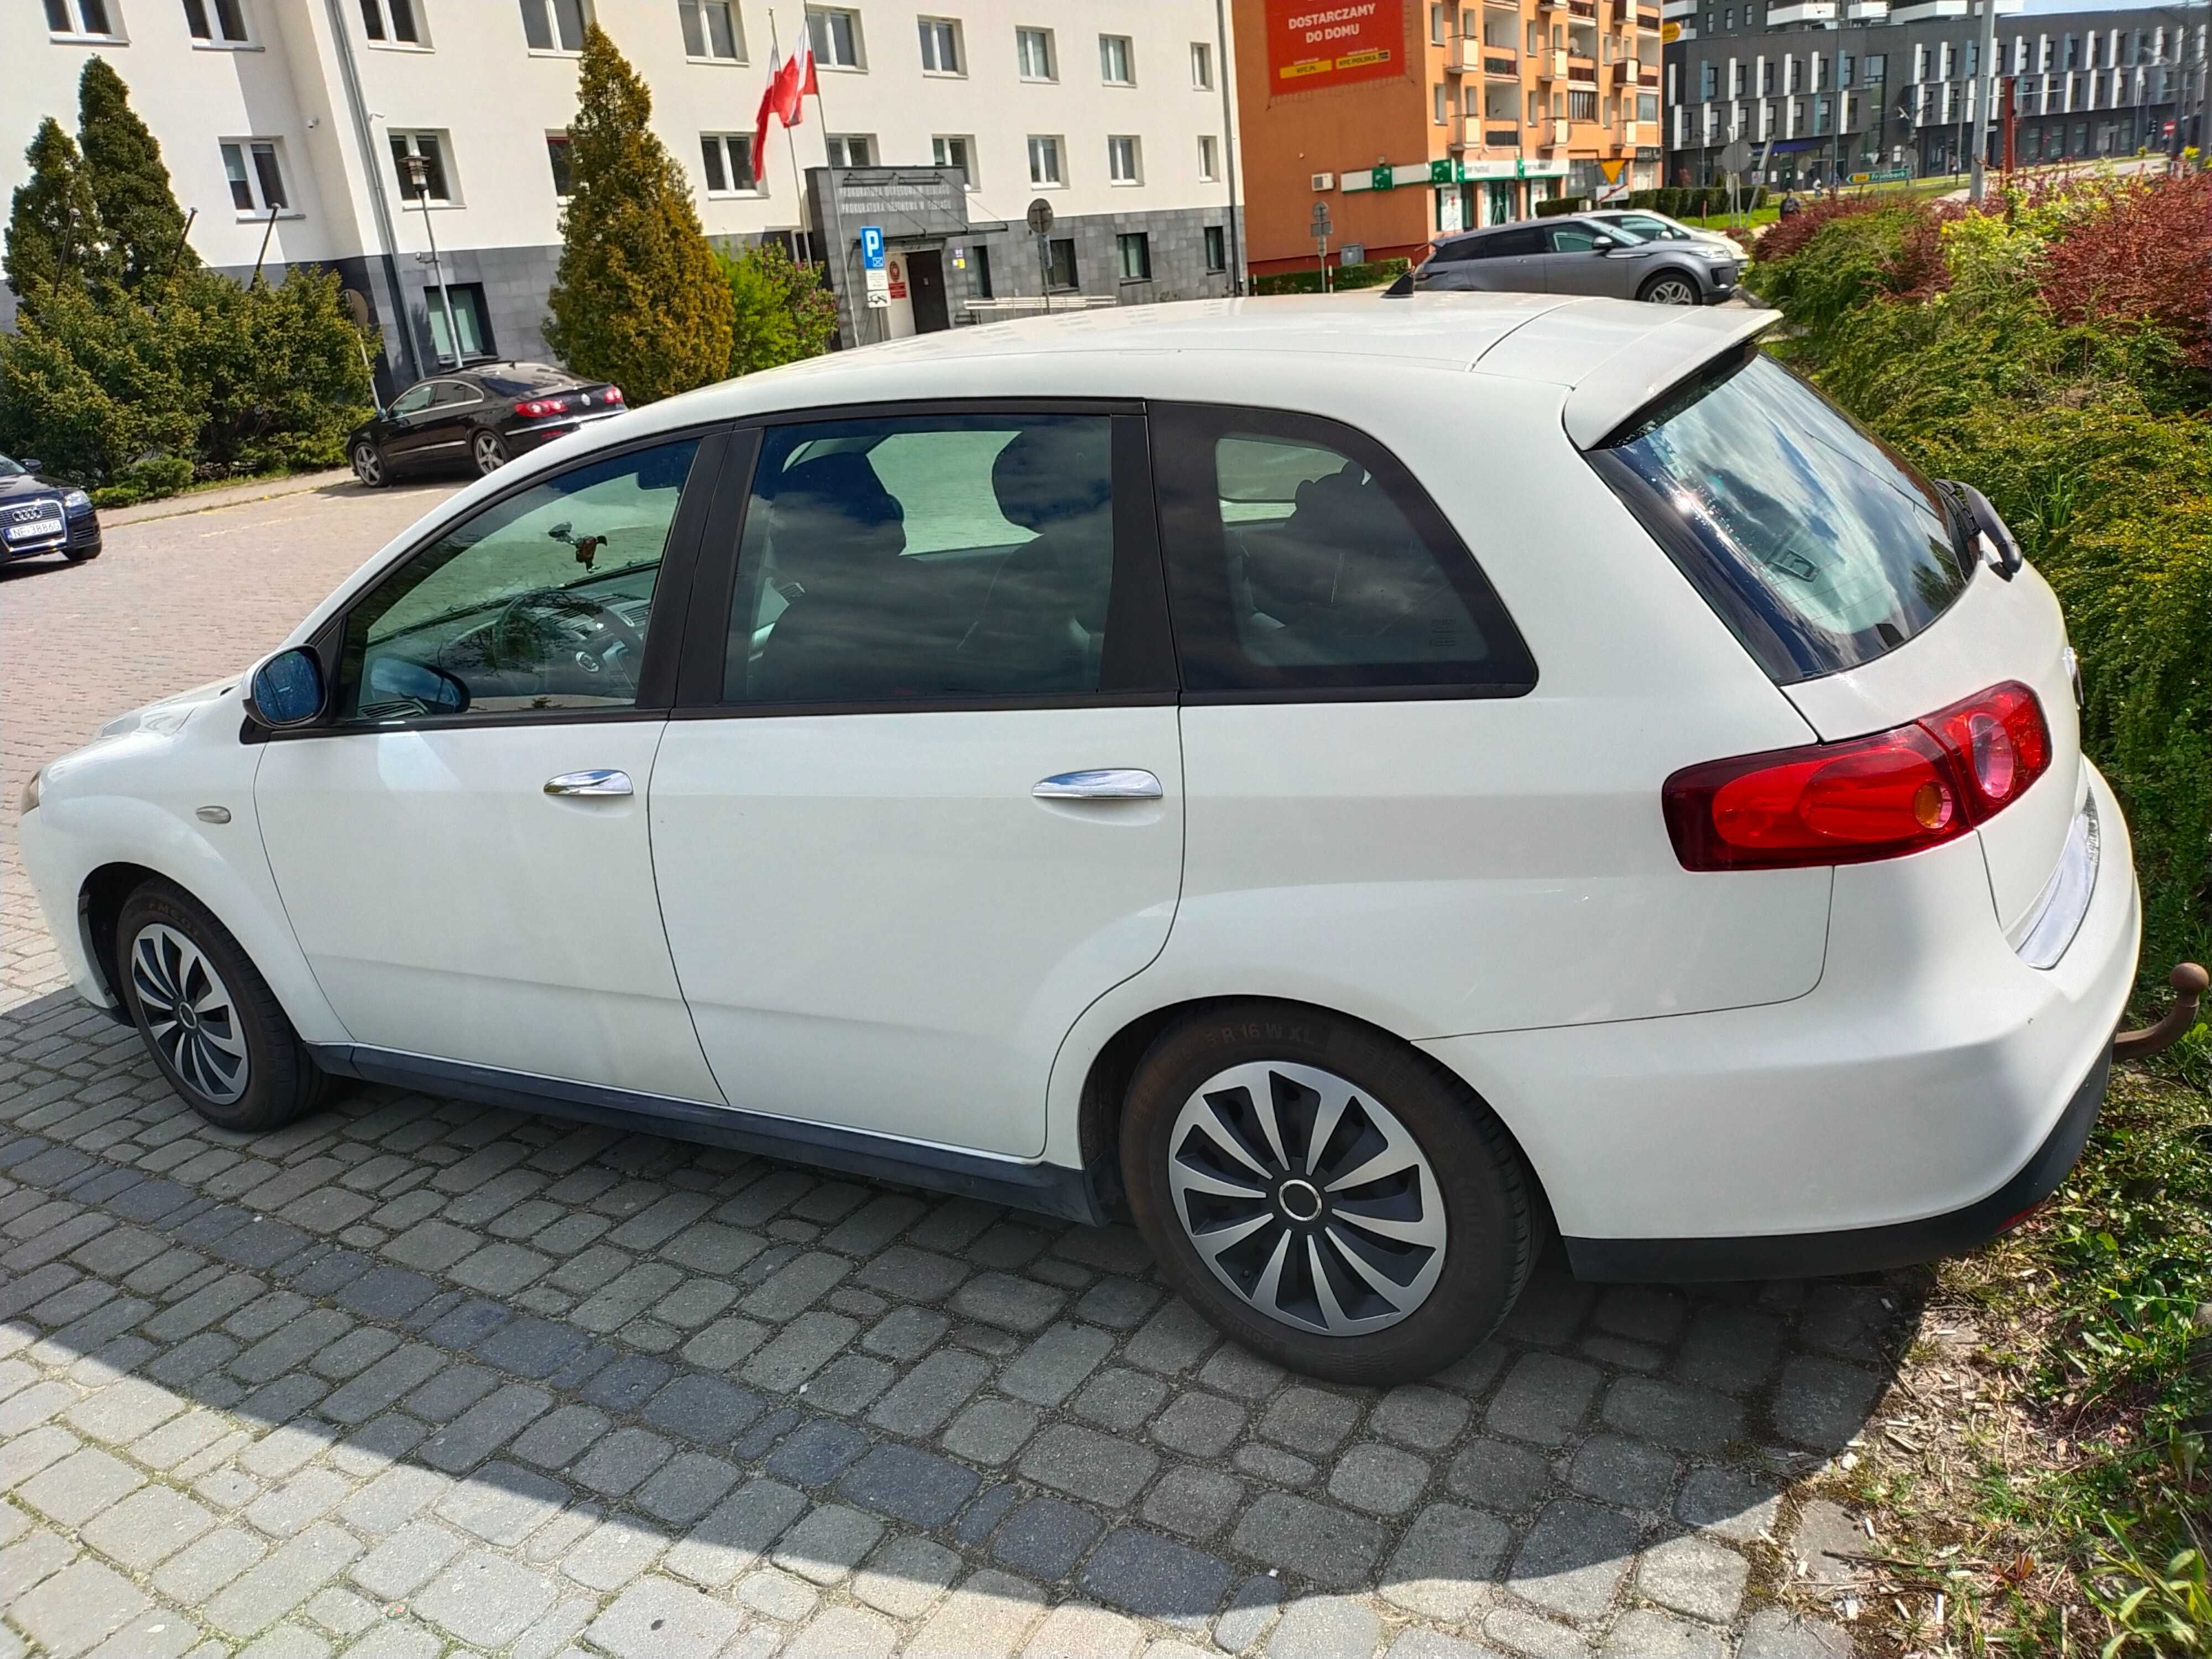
(859, 226), (886, 270)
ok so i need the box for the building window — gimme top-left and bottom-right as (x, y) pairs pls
(358, 0), (421, 43)
(1198, 133), (1219, 180)
(44, 0), (122, 38)
(1191, 40), (1213, 88)
(1637, 92), (1658, 122)
(1204, 223), (1227, 272)
(1016, 25), (1055, 80)
(220, 139), (289, 215)
(1864, 52), (1884, 81)
(1569, 87), (1597, 120)
(1046, 236), (1078, 289)
(184, 0), (249, 44)
(679, 0), (741, 59)
(1099, 33), (1134, 84)
(1107, 134), (1141, 183)
(389, 131), (452, 202)
(824, 133), (874, 166)
(1434, 82), (1448, 123)
(1027, 134), (1063, 185)
(521, 0), (589, 52)
(918, 16), (962, 72)
(423, 281), (492, 364)
(1700, 62), (1717, 98)
(1117, 232), (1151, 281)
(546, 133), (573, 198)
(699, 132), (758, 192)
(806, 6), (862, 66)
(932, 134), (974, 185)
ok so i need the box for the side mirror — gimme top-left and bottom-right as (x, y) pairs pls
(366, 655), (471, 716)
(1589, 235), (1619, 252)
(22, 458), (44, 474)
(244, 647), (326, 729)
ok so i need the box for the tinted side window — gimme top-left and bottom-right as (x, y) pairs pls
(1547, 223), (1601, 253)
(387, 384), (436, 416)
(724, 414), (1124, 705)
(337, 439), (699, 721)
(1153, 405), (1536, 696)
(1485, 227), (1543, 256)
(1430, 237), (1485, 264)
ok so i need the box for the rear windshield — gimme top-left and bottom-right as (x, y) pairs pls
(473, 366), (578, 396)
(1590, 352), (1972, 682)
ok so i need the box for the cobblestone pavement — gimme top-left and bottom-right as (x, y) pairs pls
(2, 478), (1876, 1657)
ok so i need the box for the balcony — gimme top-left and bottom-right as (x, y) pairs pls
(1635, 5), (1661, 24)
(1535, 47), (1569, 77)
(1483, 46), (1520, 76)
(1568, 52), (1598, 82)
(1447, 35), (1481, 71)
(1540, 117), (1572, 146)
(1765, 0), (1836, 20)
(1457, 115), (1527, 154)
(1568, 0), (1596, 15)
(1841, 0), (1887, 14)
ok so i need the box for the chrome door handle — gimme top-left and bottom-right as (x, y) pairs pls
(1033, 769), (1163, 801)
(544, 769), (633, 797)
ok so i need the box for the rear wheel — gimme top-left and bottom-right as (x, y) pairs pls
(352, 442), (387, 488)
(472, 429), (510, 477)
(1639, 272), (1702, 306)
(1120, 1002), (1533, 1385)
(116, 879), (326, 1133)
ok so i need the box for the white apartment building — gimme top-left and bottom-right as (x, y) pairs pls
(5, 0), (1244, 382)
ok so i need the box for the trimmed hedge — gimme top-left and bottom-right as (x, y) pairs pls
(1251, 257), (1410, 296)
(1534, 195), (1590, 217)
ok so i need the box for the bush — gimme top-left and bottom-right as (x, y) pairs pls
(0, 276), (196, 484)
(718, 241), (837, 377)
(1533, 195), (1589, 217)
(1250, 257), (1410, 295)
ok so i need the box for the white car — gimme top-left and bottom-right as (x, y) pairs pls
(1584, 207), (1743, 255)
(19, 297), (2138, 1384)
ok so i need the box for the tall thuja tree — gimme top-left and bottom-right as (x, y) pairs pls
(545, 24), (733, 402)
(4, 118), (103, 304)
(76, 55), (196, 291)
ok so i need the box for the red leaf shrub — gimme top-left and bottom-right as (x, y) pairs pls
(1754, 191), (1879, 262)
(1884, 198), (1970, 300)
(2036, 171), (2212, 363)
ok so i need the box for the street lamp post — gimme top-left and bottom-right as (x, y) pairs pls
(401, 150), (462, 370)
(1969, 0), (1999, 200)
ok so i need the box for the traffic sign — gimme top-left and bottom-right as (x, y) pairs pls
(1311, 201), (1333, 238)
(1718, 138), (1752, 174)
(1025, 197), (1055, 236)
(858, 226), (886, 270)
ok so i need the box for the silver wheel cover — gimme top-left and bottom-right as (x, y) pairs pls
(473, 432), (504, 473)
(1167, 1061), (1447, 1335)
(354, 446), (381, 484)
(1648, 278), (1697, 305)
(131, 923), (249, 1105)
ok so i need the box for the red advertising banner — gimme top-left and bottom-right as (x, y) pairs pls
(1267, 0), (1406, 91)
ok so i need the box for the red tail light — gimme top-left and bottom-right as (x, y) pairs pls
(1665, 681), (2052, 871)
(513, 397), (570, 418)
(604, 385), (624, 404)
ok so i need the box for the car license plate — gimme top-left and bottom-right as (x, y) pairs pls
(6, 518), (58, 541)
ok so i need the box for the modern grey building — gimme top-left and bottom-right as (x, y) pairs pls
(1662, 1), (2208, 186)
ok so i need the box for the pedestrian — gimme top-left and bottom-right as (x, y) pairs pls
(1779, 189), (1802, 218)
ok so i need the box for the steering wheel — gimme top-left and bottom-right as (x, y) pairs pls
(484, 588), (646, 687)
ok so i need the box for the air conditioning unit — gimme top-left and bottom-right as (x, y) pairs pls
(1311, 171), (1337, 190)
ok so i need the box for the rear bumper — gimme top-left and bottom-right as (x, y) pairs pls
(508, 410), (623, 453)
(1419, 761), (2141, 1262)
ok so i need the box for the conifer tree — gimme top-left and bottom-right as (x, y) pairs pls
(545, 24), (734, 403)
(76, 55), (196, 291)
(4, 118), (103, 304)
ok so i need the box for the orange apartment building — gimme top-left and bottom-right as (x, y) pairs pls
(1230, 0), (1666, 274)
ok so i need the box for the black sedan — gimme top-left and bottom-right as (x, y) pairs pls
(0, 453), (101, 567)
(348, 362), (626, 487)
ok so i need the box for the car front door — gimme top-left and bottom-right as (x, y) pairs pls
(1537, 221), (1626, 294)
(376, 382), (439, 471)
(649, 406), (1184, 1158)
(253, 432), (727, 1100)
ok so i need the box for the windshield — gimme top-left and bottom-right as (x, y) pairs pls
(0, 456), (24, 479)
(1590, 352), (1973, 682)
(1593, 218), (1656, 243)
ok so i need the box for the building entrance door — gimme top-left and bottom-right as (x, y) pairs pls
(1485, 180), (1517, 223)
(907, 249), (951, 332)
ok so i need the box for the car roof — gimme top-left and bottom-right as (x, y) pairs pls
(617, 296), (1776, 450)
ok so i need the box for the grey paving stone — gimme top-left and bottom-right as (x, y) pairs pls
(954, 1481), (1024, 1547)
(1215, 1572), (1282, 1654)
(82, 1484), (220, 1571)
(1380, 1501), (1511, 1621)
(857, 1245), (972, 1302)
(1233, 1442), (1319, 1486)
(1486, 1353), (1600, 1447)
(1123, 1302), (1219, 1376)
(1371, 1384), (1470, 1451)
(1637, 1532), (1750, 1624)
(1021, 1601), (1145, 1658)
(1444, 1438), (1552, 1516)
(772, 1501), (884, 1584)
(578, 1354), (675, 1413)
(992, 1496), (1103, 1580)
(944, 1396), (1041, 1465)
(1801, 1284), (1893, 1363)
(837, 1444), (980, 1528)
(1600, 1378), (1743, 1456)
(643, 1374), (764, 1442)
(572, 1425), (674, 1496)
(1020, 1422), (1160, 1508)
(1140, 1465), (1245, 1541)
(662, 1478), (806, 1588)
(1196, 1345), (1287, 1401)
(1674, 1465), (1782, 1543)
(635, 1451), (740, 1525)
(1506, 1499), (1642, 1619)
(18, 1445), (144, 1526)
(1568, 1433), (1678, 1511)
(1228, 1493), (1388, 1591)
(152, 1526), (267, 1603)
(742, 1251), (852, 1320)
(867, 1347), (992, 1437)
(1770, 1354), (1885, 1452)
(1266, 1593), (1381, 1659)
(511, 1404), (609, 1471)
(1083, 1526), (1234, 1627)
(786, 1604), (899, 1659)
(1593, 1285), (1688, 1344)
(1000, 1322), (1115, 1406)
(349, 1521), (466, 1600)
(432, 1461), (568, 1547)
(1386, 1630), (1511, 1659)
(1497, 1272), (1594, 1345)
(863, 1306), (952, 1361)
(1736, 1608), (1855, 1658)
(1259, 1385), (1364, 1454)
(1787, 1498), (1866, 1590)
(852, 1532), (962, 1619)
(1673, 1304), (1785, 1395)
(9, 1557), (149, 1658)
(419, 1383), (550, 1474)
(744, 1312), (857, 1393)
(474, 1316), (593, 1380)
(561, 1515), (670, 1590)
(1073, 1276), (1162, 1331)
(765, 1419), (873, 1488)
(1151, 1390), (1245, 1459)
(1328, 1442), (1433, 1516)
(204, 1523), (364, 1640)
(951, 1272), (1065, 1332)
(1600, 1609), (1726, 1657)
(409, 1549), (558, 1648)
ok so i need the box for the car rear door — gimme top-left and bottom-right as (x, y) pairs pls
(648, 406), (1184, 1159)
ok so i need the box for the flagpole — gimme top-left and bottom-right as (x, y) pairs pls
(768, 10), (809, 262)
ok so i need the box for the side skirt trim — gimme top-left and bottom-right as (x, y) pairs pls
(311, 1044), (1108, 1225)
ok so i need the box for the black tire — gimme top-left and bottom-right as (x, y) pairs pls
(62, 544), (100, 563)
(115, 879), (327, 1133)
(471, 428), (510, 477)
(1638, 270), (1702, 305)
(1120, 1001), (1534, 1386)
(352, 441), (388, 488)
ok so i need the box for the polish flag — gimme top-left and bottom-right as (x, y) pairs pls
(753, 47), (816, 160)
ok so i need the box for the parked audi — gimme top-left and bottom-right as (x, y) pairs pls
(349, 361), (624, 487)
(0, 452), (101, 566)
(21, 297), (2137, 1383)
(1395, 214), (1740, 304)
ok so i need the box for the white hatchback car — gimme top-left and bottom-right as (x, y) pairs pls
(20, 297), (2139, 1384)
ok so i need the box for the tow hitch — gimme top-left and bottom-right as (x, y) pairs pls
(2113, 962), (2209, 1062)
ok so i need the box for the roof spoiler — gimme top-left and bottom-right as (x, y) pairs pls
(1563, 306), (1780, 450)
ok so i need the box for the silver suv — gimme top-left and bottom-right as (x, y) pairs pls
(1396, 214), (1740, 304)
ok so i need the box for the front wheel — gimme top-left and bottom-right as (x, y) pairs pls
(352, 442), (387, 488)
(116, 879), (327, 1133)
(1120, 1003), (1534, 1385)
(1639, 272), (1702, 306)
(472, 429), (510, 477)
